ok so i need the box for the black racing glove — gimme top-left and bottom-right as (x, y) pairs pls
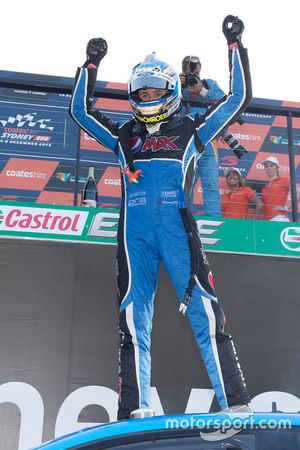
(83, 38), (108, 68)
(222, 15), (244, 46)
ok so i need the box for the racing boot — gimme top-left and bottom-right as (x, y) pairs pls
(221, 404), (253, 414)
(130, 408), (155, 419)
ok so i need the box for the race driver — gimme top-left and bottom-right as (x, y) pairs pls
(70, 15), (252, 420)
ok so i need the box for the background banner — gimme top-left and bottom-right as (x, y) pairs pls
(0, 70), (299, 217)
(0, 201), (299, 257)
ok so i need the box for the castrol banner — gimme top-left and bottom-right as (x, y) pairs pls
(0, 203), (88, 239)
(0, 201), (300, 257)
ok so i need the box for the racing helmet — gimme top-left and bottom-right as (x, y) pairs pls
(128, 53), (181, 124)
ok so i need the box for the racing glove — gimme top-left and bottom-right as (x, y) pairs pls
(222, 15), (244, 46)
(83, 38), (108, 68)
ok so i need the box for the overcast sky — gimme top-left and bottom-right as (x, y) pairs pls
(1, 0), (299, 103)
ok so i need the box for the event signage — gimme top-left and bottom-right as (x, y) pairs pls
(0, 201), (299, 257)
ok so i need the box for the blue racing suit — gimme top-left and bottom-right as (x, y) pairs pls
(70, 42), (251, 420)
(183, 79), (225, 217)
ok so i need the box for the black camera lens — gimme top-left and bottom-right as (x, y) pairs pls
(186, 74), (199, 87)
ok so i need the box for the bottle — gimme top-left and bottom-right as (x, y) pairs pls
(82, 167), (98, 207)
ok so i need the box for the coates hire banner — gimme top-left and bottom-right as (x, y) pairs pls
(0, 201), (300, 257)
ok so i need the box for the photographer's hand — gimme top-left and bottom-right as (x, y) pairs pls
(179, 73), (186, 87)
(222, 15), (244, 46)
(83, 38), (108, 68)
(180, 73), (203, 96)
(186, 79), (203, 96)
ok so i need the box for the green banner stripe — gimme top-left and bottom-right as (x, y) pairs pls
(0, 201), (299, 258)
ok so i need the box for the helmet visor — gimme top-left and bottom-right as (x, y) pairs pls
(129, 75), (173, 93)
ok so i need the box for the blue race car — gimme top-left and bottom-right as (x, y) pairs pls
(31, 412), (300, 449)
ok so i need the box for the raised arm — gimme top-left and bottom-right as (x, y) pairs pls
(194, 15), (252, 148)
(69, 38), (119, 153)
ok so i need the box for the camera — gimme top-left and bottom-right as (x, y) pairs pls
(182, 56), (201, 88)
(185, 72), (200, 87)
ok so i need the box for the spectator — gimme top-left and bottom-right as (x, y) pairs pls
(261, 156), (294, 221)
(179, 56), (248, 217)
(221, 168), (263, 219)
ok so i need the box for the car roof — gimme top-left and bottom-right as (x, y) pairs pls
(33, 412), (300, 449)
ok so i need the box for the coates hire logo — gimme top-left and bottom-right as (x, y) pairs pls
(280, 227), (300, 252)
(219, 123), (270, 152)
(0, 159), (58, 190)
(0, 206), (89, 236)
(0, 113), (53, 147)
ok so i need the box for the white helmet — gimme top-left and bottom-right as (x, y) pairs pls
(128, 53), (182, 124)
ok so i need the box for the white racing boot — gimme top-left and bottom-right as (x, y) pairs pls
(221, 404), (253, 414)
(130, 408), (155, 419)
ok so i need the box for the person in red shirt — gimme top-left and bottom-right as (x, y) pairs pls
(221, 168), (262, 219)
(261, 156), (291, 221)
